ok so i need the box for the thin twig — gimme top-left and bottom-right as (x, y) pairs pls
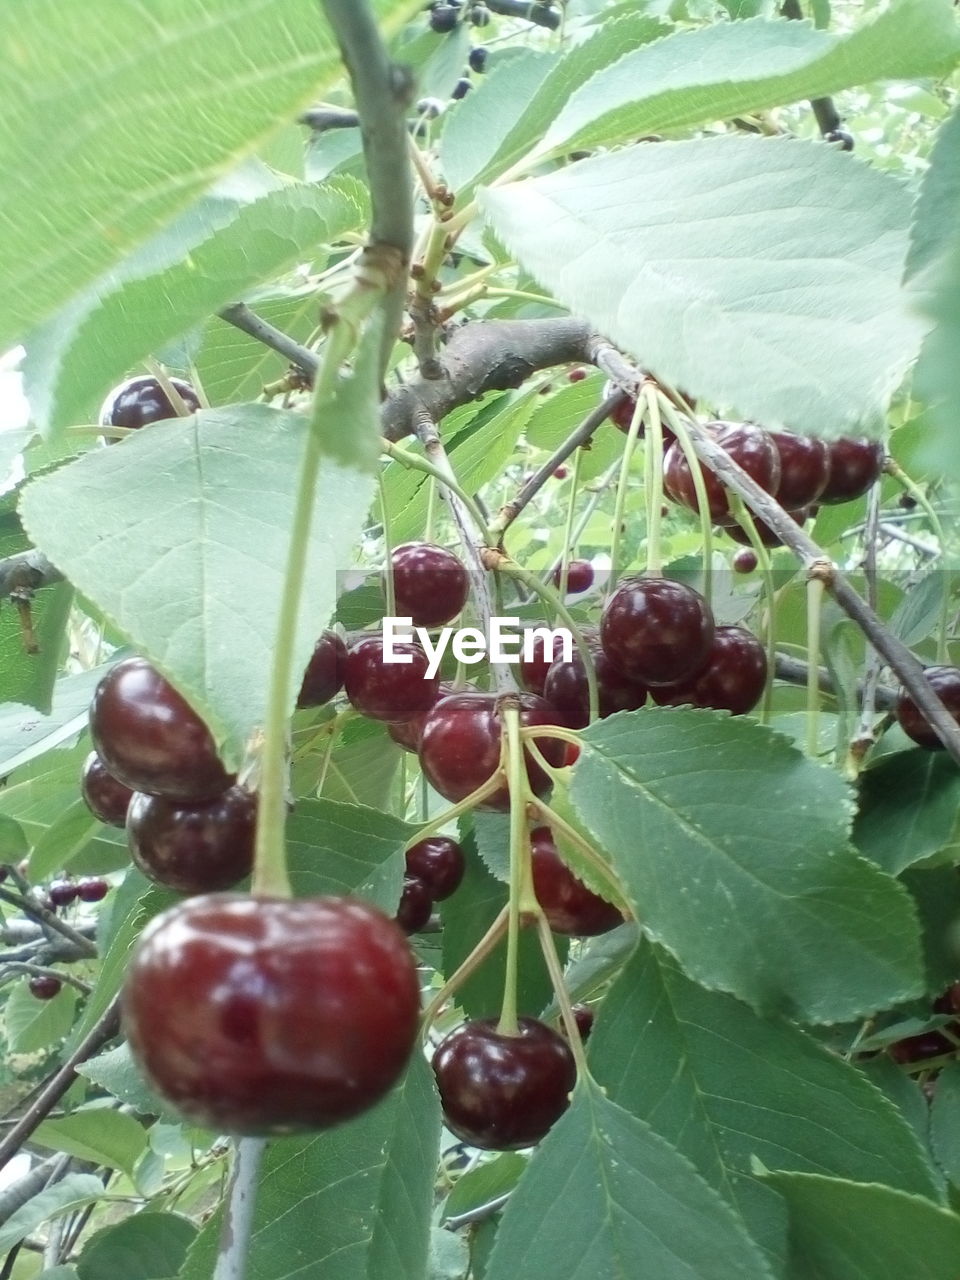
(773, 654), (897, 711)
(0, 888), (97, 959)
(217, 304), (319, 380)
(0, 963), (92, 996)
(213, 1138), (266, 1280)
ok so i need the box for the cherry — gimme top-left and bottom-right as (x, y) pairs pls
(390, 542), (469, 628)
(934, 983), (960, 1015)
(572, 1004), (595, 1042)
(451, 78), (471, 100)
(563, 740), (581, 767)
(344, 636), (440, 723)
(395, 877), (433, 934)
(296, 631), (346, 709)
(468, 46), (488, 72)
(126, 786), (256, 895)
(469, 4), (490, 27)
(90, 658), (232, 802)
(818, 438), (885, 504)
(567, 367), (587, 383)
(889, 1030), (954, 1064)
(543, 637), (647, 730)
(417, 692), (566, 811)
(80, 751), (134, 827)
(99, 375), (200, 430)
(733, 548), (758, 574)
(48, 881), (79, 908)
(768, 432), (829, 509)
(77, 877), (109, 903)
(664, 422), (780, 524)
(429, 4), (460, 32)
(530, 827), (622, 936)
(600, 576), (715, 687)
(432, 1016), (576, 1150)
(650, 625), (767, 716)
(824, 129), (855, 151)
(552, 465), (569, 480)
(123, 893), (421, 1134)
(607, 391), (637, 434)
(726, 504), (811, 548)
(28, 975), (62, 1001)
(404, 835), (465, 901)
(519, 633), (557, 697)
(895, 667), (960, 750)
(552, 560), (594, 594)
(388, 682), (456, 753)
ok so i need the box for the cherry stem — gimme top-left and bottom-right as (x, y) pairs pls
(498, 704), (535, 1038)
(554, 446), (584, 601)
(641, 382), (670, 580)
(420, 906), (509, 1039)
(659, 396), (713, 604)
(402, 774), (504, 851)
(520, 735), (569, 787)
(728, 497), (777, 725)
(886, 460), (951, 664)
(534, 914), (592, 1080)
(609, 393), (645, 588)
(806, 576), (825, 760)
(530, 795), (629, 908)
(380, 439), (489, 535)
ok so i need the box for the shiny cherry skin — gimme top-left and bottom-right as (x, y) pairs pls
(417, 692), (566, 811)
(387, 683), (455, 753)
(726, 505), (811, 548)
(126, 786), (256, 895)
(664, 422), (780, 524)
(552, 560), (594, 594)
(572, 1004), (595, 1042)
(80, 751), (134, 827)
(90, 658), (232, 802)
(650, 625), (767, 716)
(49, 881), (79, 908)
(768, 432), (829, 509)
(600, 576), (715, 687)
(888, 1030), (954, 1064)
(895, 667), (960, 750)
(344, 636), (440, 723)
(99, 375), (200, 430)
(818, 438), (885, 504)
(405, 835), (465, 901)
(77, 877), (109, 903)
(123, 893), (421, 1135)
(28, 975), (63, 1001)
(732, 548), (758, 574)
(433, 1016), (577, 1150)
(390, 542), (470, 628)
(543, 638), (647, 729)
(531, 827), (622, 936)
(395, 877), (433, 934)
(296, 631), (346, 709)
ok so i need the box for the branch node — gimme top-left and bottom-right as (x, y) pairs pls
(806, 558), (837, 586)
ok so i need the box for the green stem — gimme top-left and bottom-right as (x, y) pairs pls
(381, 439), (490, 536)
(530, 796), (627, 906)
(379, 471), (397, 617)
(806, 576), (825, 759)
(535, 914), (592, 1079)
(402, 774), (504, 851)
(659, 396), (712, 603)
(498, 705), (532, 1037)
(609, 394), (645, 587)
(555, 447), (584, 601)
(420, 906), (510, 1039)
(424, 475), (438, 543)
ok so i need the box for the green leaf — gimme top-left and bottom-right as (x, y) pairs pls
(28, 796), (106, 884)
(303, 718), (400, 811)
(568, 708), (923, 1021)
(0, 508), (73, 713)
(286, 797), (414, 914)
(854, 751), (960, 874)
(905, 103), (960, 285)
(762, 1171), (960, 1280)
(481, 136), (922, 437)
(76, 1212), (196, 1280)
(900, 868), (960, 995)
(522, 373), (626, 482)
(18, 405), (376, 764)
(531, 2), (960, 159)
(3, 979), (77, 1053)
(0, 1173), (106, 1255)
(0, 814), (28, 861)
(485, 1078), (775, 1280)
(930, 1062), (960, 1188)
(180, 1052), (441, 1280)
(33, 1108), (148, 1177)
(914, 239), (960, 483)
(77, 1044), (177, 1120)
(589, 943), (941, 1268)
(309, 298), (383, 472)
(887, 571), (948, 647)
(442, 1154), (528, 1223)
(0, 662), (112, 775)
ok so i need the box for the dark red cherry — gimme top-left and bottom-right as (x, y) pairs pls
(543, 638), (646, 729)
(600, 576), (715, 687)
(819, 438), (885, 504)
(404, 835), (465, 901)
(390, 542), (470, 628)
(126, 786), (256, 895)
(934, 984), (960, 1016)
(468, 45), (488, 72)
(664, 422), (780, 524)
(123, 893), (421, 1134)
(572, 1004), (595, 1042)
(768, 432), (829, 509)
(28, 975), (63, 1001)
(432, 1016), (577, 1150)
(519, 632), (560, 697)
(344, 636), (440, 723)
(889, 1030), (954, 1064)
(76, 877), (109, 903)
(48, 881), (79, 908)
(388, 682), (455, 752)
(90, 658), (232, 802)
(607, 390), (637, 434)
(895, 667), (960, 750)
(429, 4), (460, 32)
(530, 827), (622, 936)
(395, 877), (433, 934)
(567, 367), (587, 383)
(650, 625), (767, 716)
(732, 548), (758, 574)
(552, 560), (594, 594)
(80, 751), (134, 827)
(726, 505), (811, 548)
(417, 692), (566, 811)
(99, 375), (200, 430)
(296, 631), (346, 709)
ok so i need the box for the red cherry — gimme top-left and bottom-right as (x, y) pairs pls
(395, 877), (433, 934)
(726, 505), (811, 548)
(123, 893), (421, 1134)
(934, 984), (960, 1015)
(563, 740), (581, 766)
(732, 548), (757, 574)
(344, 636), (440, 723)
(768, 432), (829, 509)
(390, 542), (469, 628)
(552, 560), (594, 594)
(519, 633), (563, 697)
(664, 422), (781, 524)
(388, 682), (456, 753)
(126, 786), (256, 895)
(607, 390), (637, 434)
(567, 368), (587, 383)
(417, 692), (566, 812)
(819, 438), (885, 504)
(77, 877), (109, 903)
(553, 465), (569, 480)
(572, 1004), (595, 1041)
(543, 638), (647, 730)
(80, 752), (134, 827)
(99, 375), (200, 430)
(48, 881), (79, 908)
(600, 577), (715, 687)
(433, 1017), (577, 1150)
(650, 625), (767, 716)
(404, 836), (465, 901)
(28, 975), (63, 1001)
(90, 658), (232, 802)
(889, 1030), (954, 1064)
(895, 667), (960, 750)
(296, 631), (346, 709)
(530, 827), (622, 936)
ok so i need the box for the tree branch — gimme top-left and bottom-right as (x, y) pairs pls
(0, 550), (64, 603)
(485, 0), (561, 29)
(217, 304), (319, 379)
(0, 888), (98, 959)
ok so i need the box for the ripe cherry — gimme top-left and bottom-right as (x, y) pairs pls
(664, 422), (780, 524)
(344, 636), (440, 723)
(888, 1030), (954, 1064)
(650, 625), (767, 716)
(90, 658), (232, 802)
(395, 877), (433, 934)
(417, 692), (566, 811)
(432, 1016), (577, 1150)
(80, 751), (134, 827)
(531, 827), (622, 936)
(934, 984), (960, 1015)
(572, 1004), (595, 1042)
(553, 465), (569, 480)
(519, 633), (560, 697)
(123, 893), (421, 1134)
(99, 375), (200, 430)
(732, 548), (758, 574)
(543, 637), (647, 729)
(768, 432), (829, 509)
(404, 835), (465, 901)
(390, 542), (469, 628)
(600, 576), (715, 687)
(819, 438), (885, 504)
(28, 975), (62, 1001)
(429, 4), (460, 32)
(296, 631), (346, 709)
(77, 877), (109, 903)
(48, 881), (79, 908)
(552, 560), (594, 594)
(468, 46), (488, 73)
(126, 786), (256, 895)
(895, 667), (960, 750)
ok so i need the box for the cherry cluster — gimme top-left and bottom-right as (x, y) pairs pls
(396, 835), (466, 933)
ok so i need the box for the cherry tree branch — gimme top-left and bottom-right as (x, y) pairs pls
(217, 304), (319, 380)
(485, 0), (561, 28)
(0, 549), (64, 603)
